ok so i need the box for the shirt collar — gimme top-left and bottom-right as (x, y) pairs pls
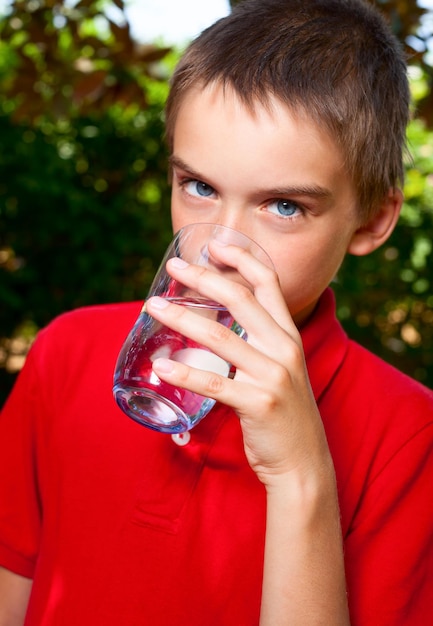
(300, 288), (348, 402)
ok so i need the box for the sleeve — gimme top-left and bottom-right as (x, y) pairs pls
(0, 344), (44, 578)
(344, 420), (433, 626)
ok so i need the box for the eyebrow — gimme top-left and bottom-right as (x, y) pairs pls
(169, 154), (333, 200)
(169, 155), (206, 182)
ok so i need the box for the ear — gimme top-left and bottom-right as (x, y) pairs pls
(348, 188), (403, 257)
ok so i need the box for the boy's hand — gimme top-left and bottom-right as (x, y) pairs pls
(145, 240), (349, 624)
(146, 240), (332, 490)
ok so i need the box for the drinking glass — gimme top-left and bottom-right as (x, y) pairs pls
(113, 223), (273, 433)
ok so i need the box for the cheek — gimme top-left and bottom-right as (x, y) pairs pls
(272, 241), (345, 300)
(170, 192), (216, 234)
(170, 193), (185, 233)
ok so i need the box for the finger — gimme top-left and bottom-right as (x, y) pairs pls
(151, 355), (280, 422)
(145, 296), (303, 384)
(145, 295), (254, 370)
(208, 240), (295, 332)
(165, 248), (299, 343)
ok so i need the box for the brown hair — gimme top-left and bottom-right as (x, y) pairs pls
(165, 0), (410, 221)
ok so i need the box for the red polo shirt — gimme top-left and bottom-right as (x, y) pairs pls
(0, 288), (432, 625)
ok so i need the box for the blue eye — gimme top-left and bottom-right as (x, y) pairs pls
(184, 180), (215, 198)
(268, 199), (301, 218)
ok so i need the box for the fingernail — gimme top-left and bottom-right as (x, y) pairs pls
(147, 296), (169, 309)
(153, 358), (174, 373)
(170, 257), (189, 269)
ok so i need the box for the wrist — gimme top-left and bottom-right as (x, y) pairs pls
(264, 456), (339, 518)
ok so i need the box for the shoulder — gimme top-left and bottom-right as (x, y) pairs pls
(325, 338), (433, 495)
(7, 302), (143, 419)
(344, 339), (433, 413)
(42, 301), (142, 334)
(333, 338), (433, 449)
(36, 301), (141, 349)
(26, 301), (142, 379)
(308, 288), (433, 432)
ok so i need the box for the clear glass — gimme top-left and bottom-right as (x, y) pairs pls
(113, 223), (273, 433)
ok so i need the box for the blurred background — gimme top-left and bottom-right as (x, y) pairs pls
(0, 0), (432, 406)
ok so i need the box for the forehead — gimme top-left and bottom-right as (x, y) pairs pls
(173, 82), (340, 154)
(172, 83), (350, 194)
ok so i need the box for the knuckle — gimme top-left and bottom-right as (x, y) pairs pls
(176, 365), (192, 385)
(203, 372), (225, 395)
(272, 362), (292, 388)
(195, 265), (210, 289)
(176, 304), (189, 320)
(256, 386), (281, 413)
(269, 334), (304, 371)
(266, 267), (280, 287)
(236, 283), (255, 304)
(207, 320), (233, 343)
(286, 341), (305, 370)
(255, 361), (295, 412)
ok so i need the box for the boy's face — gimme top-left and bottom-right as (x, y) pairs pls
(170, 84), (361, 325)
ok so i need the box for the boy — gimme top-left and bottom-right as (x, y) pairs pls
(1, 0), (432, 624)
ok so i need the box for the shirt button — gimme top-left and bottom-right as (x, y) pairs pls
(171, 431), (191, 446)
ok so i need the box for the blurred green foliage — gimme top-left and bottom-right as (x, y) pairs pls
(334, 76), (433, 386)
(0, 0), (432, 406)
(0, 0), (175, 402)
